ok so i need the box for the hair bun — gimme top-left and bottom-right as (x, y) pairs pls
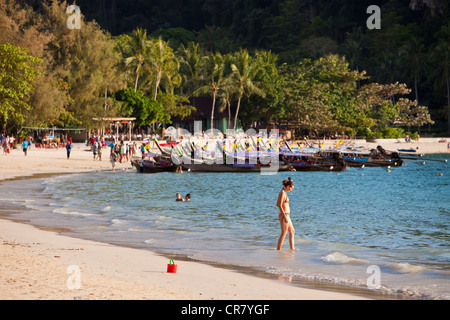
(282, 177), (294, 187)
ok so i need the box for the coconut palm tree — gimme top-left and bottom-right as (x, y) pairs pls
(177, 42), (208, 96)
(229, 49), (265, 130)
(122, 28), (152, 92)
(195, 52), (233, 131)
(148, 36), (180, 100)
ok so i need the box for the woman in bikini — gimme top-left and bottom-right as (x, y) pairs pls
(276, 177), (295, 250)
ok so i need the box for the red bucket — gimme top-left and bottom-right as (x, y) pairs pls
(167, 259), (177, 273)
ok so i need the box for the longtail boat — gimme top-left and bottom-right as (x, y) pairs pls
(131, 152), (180, 173)
(329, 145), (403, 167)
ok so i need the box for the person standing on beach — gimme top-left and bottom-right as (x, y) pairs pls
(66, 140), (72, 159)
(92, 141), (98, 160)
(276, 177), (295, 250)
(22, 139), (29, 156)
(110, 150), (118, 171)
(2, 136), (9, 155)
(97, 142), (102, 161)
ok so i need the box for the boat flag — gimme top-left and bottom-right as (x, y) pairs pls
(334, 139), (343, 149)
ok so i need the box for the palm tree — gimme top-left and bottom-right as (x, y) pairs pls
(218, 87), (234, 130)
(122, 28), (152, 92)
(229, 49), (265, 130)
(195, 52), (233, 131)
(177, 42), (208, 96)
(148, 36), (180, 100)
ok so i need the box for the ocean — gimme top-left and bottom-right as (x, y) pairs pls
(1, 154), (449, 299)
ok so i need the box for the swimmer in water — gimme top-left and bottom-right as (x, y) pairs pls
(276, 177), (295, 250)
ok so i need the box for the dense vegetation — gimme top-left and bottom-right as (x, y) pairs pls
(1, 0), (449, 138)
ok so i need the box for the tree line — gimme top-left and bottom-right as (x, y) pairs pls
(0, 0), (445, 139)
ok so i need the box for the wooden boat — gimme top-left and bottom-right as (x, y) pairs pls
(182, 151), (289, 172)
(182, 162), (282, 172)
(280, 152), (348, 172)
(327, 145), (403, 167)
(131, 153), (180, 173)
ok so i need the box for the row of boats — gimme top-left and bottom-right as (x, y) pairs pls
(131, 140), (406, 173)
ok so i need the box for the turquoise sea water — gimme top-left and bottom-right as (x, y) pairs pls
(1, 154), (449, 299)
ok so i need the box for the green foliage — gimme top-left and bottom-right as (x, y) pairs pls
(41, 1), (126, 129)
(157, 92), (196, 121)
(114, 88), (195, 126)
(0, 43), (41, 132)
(229, 48), (266, 130)
(151, 27), (197, 50)
(239, 50), (286, 128)
(114, 88), (166, 127)
(367, 127), (405, 139)
(50, 109), (83, 129)
(4, 0), (448, 134)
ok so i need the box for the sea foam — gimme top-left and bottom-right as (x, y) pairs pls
(321, 252), (368, 264)
(391, 263), (427, 274)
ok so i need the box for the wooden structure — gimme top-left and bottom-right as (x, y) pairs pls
(93, 117), (136, 142)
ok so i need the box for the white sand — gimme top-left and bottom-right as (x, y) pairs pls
(0, 218), (371, 300)
(3, 139), (445, 300)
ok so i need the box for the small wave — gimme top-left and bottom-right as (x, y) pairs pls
(25, 204), (43, 211)
(295, 237), (314, 245)
(321, 252), (368, 265)
(111, 218), (125, 225)
(100, 206), (112, 213)
(391, 263), (427, 274)
(49, 202), (65, 207)
(265, 265), (441, 299)
(143, 239), (155, 244)
(128, 228), (150, 232)
(8, 199), (35, 204)
(52, 207), (93, 217)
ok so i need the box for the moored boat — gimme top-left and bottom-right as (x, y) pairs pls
(281, 152), (348, 171)
(131, 152), (180, 173)
(324, 145), (403, 167)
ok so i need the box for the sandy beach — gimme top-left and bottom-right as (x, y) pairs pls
(0, 140), (447, 300)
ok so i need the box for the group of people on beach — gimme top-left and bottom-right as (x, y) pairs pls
(1, 134), (35, 156)
(104, 139), (139, 171)
(1, 134), (14, 155)
(3, 130), (296, 251)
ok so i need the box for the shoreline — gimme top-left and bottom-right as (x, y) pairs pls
(2, 142), (444, 300)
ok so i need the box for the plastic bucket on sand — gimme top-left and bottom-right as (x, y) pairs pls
(167, 259), (177, 273)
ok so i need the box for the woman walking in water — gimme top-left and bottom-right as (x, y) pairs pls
(277, 177), (295, 250)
